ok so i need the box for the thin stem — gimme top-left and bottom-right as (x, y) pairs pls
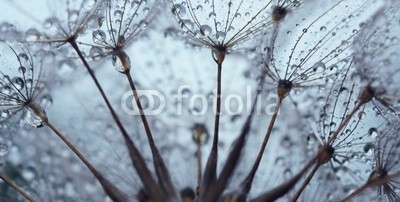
(45, 121), (127, 202)
(196, 141), (202, 195)
(327, 101), (364, 145)
(339, 182), (370, 202)
(291, 163), (320, 202)
(205, 75), (266, 201)
(327, 86), (374, 145)
(67, 39), (165, 200)
(240, 97), (283, 196)
(0, 173), (35, 202)
(340, 171), (400, 202)
(124, 72), (176, 198)
(201, 62), (222, 197)
(253, 156), (318, 201)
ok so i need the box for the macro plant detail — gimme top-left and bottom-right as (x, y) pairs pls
(353, 0), (400, 116)
(0, 0), (400, 202)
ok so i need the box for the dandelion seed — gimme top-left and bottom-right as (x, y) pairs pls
(353, 0), (400, 115)
(80, 0), (158, 73)
(288, 62), (386, 201)
(0, 43), (130, 201)
(369, 125), (400, 201)
(171, 0), (299, 53)
(40, 0), (103, 44)
(0, 43), (47, 128)
(170, 2), (292, 199)
(341, 121), (400, 201)
(263, 0), (383, 92)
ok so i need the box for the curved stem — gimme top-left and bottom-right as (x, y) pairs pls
(340, 171), (400, 202)
(201, 62), (222, 197)
(327, 101), (364, 145)
(124, 72), (176, 198)
(291, 163), (320, 202)
(45, 121), (127, 202)
(196, 141), (202, 196)
(253, 156), (318, 202)
(327, 84), (375, 145)
(240, 97), (283, 195)
(0, 173), (35, 202)
(67, 39), (165, 200)
(340, 182), (370, 202)
(205, 75), (266, 201)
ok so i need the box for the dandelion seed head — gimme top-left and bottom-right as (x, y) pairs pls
(36, 0), (104, 44)
(171, 0), (279, 50)
(354, 0), (400, 114)
(0, 43), (50, 128)
(264, 0), (383, 92)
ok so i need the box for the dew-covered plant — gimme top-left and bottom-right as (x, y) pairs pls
(0, 0), (400, 202)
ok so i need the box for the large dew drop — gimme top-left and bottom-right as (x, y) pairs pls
(23, 107), (45, 128)
(0, 143), (8, 156)
(92, 30), (106, 44)
(112, 50), (131, 73)
(89, 47), (103, 60)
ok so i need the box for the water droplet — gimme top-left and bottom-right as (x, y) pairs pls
(23, 107), (45, 128)
(284, 168), (292, 178)
(1, 84), (11, 95)
(68, 10), (80, 22)
(164, 27), (180, 38)
(89, 47), (103, 60)
(25, 79), (33, 89)
(0, 144), (8, 156)
(339, 87), (349, 94)
(18, 66), (26, 74)
(22, 166), (37, 181)
(209, 12), (216, 18)
(92, 30), (106, 44)
(358, 111), (366, 119)
(139, 20), (148, 29)
(363, 143), (374, 153)
(43, 17), (57, 28)
(112, 50), (131, 73)
(180, 19), (194, 31)
(300, 73), (308, 80)
(1, 110), (11, 119)
(25, 28), (40, 41)
(58, 60), (76, 75)
(172, 4), (186, 16)
(114, 10), (123, 18)
(18, 53), (29, 63)
(40, 94), (53, 108)
(368, 128), (378, 138)
(275, 156), (284, 166)
(281, 136), (292, 148)
(11, 77), (24, 90)
(200, 25), (212, 36)
(312, 61), (326, 72)
(192, 123), (209, 144)
(293, 0), (301, 7)
(131, 0), (140, 8)
(216, 31), (226, 42)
